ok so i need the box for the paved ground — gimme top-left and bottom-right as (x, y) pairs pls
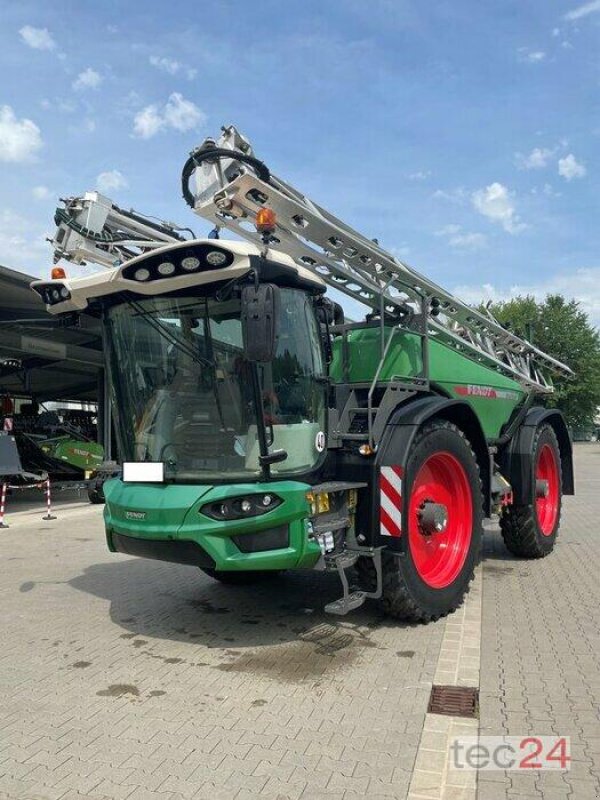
(478, 443), (600, 800)
(0, 444), (598, 799)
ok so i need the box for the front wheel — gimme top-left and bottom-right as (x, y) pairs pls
(358, 419), (483, 623)
(200, 568), (283, 585)
(500, 424), (562, 558)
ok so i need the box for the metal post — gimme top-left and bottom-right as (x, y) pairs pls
(42, 478), (56, 521)
(98, 368), (112, 461)
(0, 482), (9, 528)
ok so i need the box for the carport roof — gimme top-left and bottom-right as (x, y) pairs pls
(0, 264), (103, 401)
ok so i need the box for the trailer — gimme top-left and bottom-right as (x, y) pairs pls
(32, 126), (574, 622)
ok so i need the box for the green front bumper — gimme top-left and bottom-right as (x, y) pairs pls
(103, 478), (321, 572)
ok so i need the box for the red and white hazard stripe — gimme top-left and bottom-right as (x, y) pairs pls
(0, 482), (8, 528)
(380, 465), (403, 537)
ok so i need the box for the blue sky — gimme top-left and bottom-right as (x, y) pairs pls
(1, 0), (598, 325)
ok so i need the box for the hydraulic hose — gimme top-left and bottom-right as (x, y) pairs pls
(181, 147), (271, 209)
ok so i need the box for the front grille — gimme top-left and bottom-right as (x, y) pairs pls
(111, 532), (215, 569)
(232, 525), (289, 553)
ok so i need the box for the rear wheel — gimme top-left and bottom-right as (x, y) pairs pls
(358, 420), (483, 623)
(87, 486), (105, 504)
(500, 424), (562, 558)
(201, 568), (282, 585)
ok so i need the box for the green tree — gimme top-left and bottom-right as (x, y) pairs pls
(485, 294), (600, 430)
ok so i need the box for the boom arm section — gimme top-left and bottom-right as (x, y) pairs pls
(181, 126), (573, 394)
(52, 191), (191, 269)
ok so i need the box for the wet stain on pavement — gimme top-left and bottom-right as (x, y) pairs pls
(396, 650), (415, 658)
(71, 661), (92, 669)
(485, 565), (514, 574)
(97, 684), (140, 697)
(189, 599), (231, 615)
(149, 690), (166, 697)
(20, 582), (35, 593)
(141, 650), (185, 665)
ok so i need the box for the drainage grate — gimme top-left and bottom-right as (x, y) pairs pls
(428, 685), (479, 718)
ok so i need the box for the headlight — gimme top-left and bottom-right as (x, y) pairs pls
(200, 493), (282, 521)
(181, 256), (200, 271)
(134, 267), (150, 281)
(206, 250), (227, 266)
(157, 261), (175, 276)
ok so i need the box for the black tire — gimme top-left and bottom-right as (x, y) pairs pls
(500, 424), (562, 558)
(87, 487), (105, 505)
(200, 568), (282, 585)
(357, 419), (483, 623)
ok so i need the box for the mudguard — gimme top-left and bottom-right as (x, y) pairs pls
(499, 407), (574, 505)
(353, 396), (491, 552)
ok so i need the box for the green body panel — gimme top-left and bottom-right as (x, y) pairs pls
(330, 327), (527, 439)
(40, 436), (104, 471)
(103, 478), (321, 571)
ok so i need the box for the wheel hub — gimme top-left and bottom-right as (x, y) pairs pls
(417, 500), (449, 535)
(536, 479), (549, 498)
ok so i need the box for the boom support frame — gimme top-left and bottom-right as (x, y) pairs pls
(183, 126), (572, 396)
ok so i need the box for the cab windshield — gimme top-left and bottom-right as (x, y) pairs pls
(105, 288), (326, 481)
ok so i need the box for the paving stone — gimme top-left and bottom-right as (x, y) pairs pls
(477, 444), (600, 799)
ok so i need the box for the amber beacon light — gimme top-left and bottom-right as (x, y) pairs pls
(255, 207), (277, 234)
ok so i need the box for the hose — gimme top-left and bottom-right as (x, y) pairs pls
(181, 147), (271, 208)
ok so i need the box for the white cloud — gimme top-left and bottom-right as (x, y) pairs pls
(133, 105), (163, 139)
(530, 183), (562, 198)
(518, 48), (546, 63)
(67, 118), (96, 136)
(472, 183), (526, 234)
(453, 268), (600, 328)
(0, 105), (43, 162)
(558, 153), (586, 181)
(19, 25), (56, 51)
(407, 170), (431, 181)
(32, 186), (51, 200)
(149, 56), (197, 80)
(564, 0), (600, 20)
(432, 187), (468, 205)
(40, 98), (75, 114)
(96, 170), (128, 193)
(0, 209), (49, 271)
(435, 224), (487, 250)
(149, 56), (181, 75)
(163, 93), (205, 131)
(73, 68), (102, 91)
(552, 27), (561, 36)
(132, 93), (206, 138)
(516, 147), (554, 170)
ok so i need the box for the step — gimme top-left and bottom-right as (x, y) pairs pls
(324, 550), (358, 570)
(324, 591), (366, 616)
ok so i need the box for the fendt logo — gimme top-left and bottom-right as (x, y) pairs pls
(125, 510), (147, 520)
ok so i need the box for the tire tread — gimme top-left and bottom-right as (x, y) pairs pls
(500, 424), (562, 559)
(356, 419), (482, 623)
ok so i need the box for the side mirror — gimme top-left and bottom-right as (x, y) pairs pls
(241, 283), (280, 362)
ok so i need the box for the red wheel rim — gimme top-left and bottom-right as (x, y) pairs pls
(536, 444), (559, 535)
(408, 451), (473, 589)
